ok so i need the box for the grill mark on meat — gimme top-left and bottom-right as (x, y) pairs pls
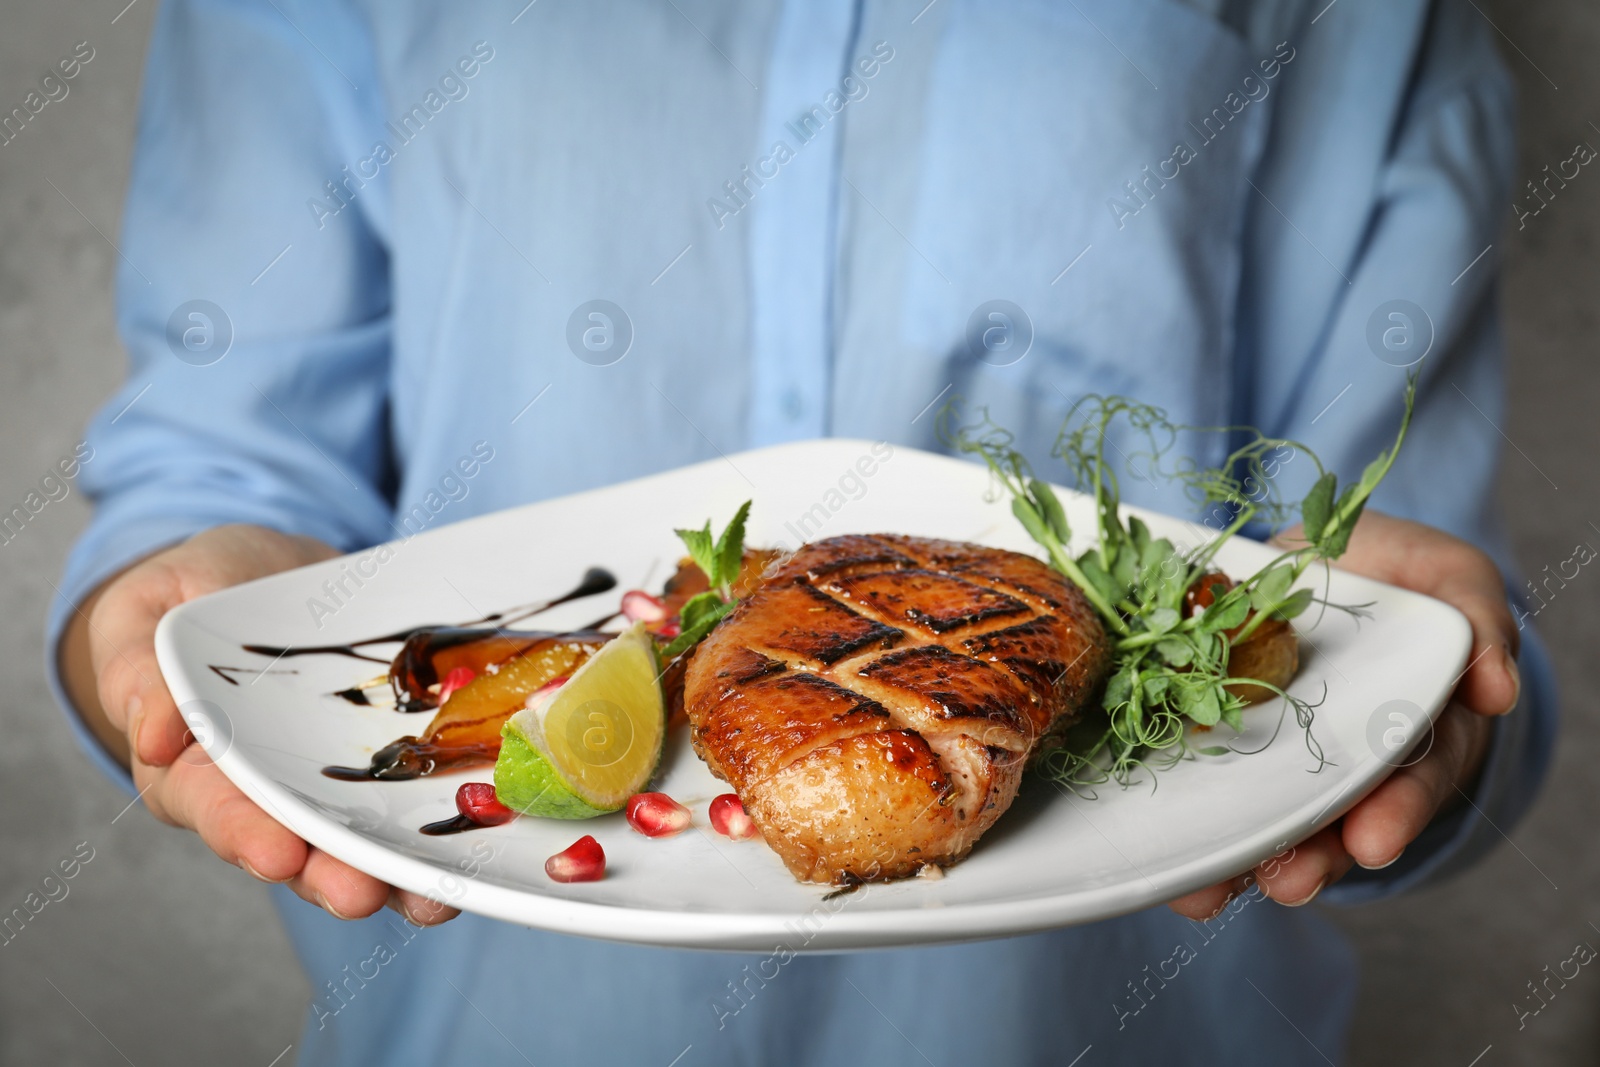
(854, 645), (1031, 735)
(756, 671), (891, 720)
(820, 568), (1031, 634)
(945, 565), (1066, 611)
(960, 616), (1072, 701)
(714, 647), (789, 686)
(742, 581), (904, 665)
(769, 534), (918, 583)
(684, 533), (1112, 883)
(692, 670), (898, 791)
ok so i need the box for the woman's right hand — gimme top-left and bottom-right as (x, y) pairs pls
(59, 523), (460, 926)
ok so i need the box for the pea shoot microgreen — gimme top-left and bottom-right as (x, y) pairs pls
(941, 373), (1418, 789)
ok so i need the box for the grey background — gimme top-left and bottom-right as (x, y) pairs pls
(0, 2), (1594, 1065)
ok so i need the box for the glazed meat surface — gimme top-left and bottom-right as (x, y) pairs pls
(683, 534), (1112, 884)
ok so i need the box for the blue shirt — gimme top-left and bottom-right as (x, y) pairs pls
(49, 1), (1556, 1063)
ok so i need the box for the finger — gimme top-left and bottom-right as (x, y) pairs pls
(287, 848), (391, 920)
(1168, 872), (1255, 921)
(152, 751), (311, 882)
(1254, 826), (1352, 906)
(1433, 565), (1520, 717)
(90, 566), (193, 766)
(1282, 513), (1520, 717)
(1341, 704), (1487, 869)
(388, 888), (462, 928)
(155, 753), (388, 919)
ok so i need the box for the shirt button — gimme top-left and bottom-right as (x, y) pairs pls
(781, 387), (804, 420)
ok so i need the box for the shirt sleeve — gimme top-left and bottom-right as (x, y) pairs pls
(44, 0), (394, 787)
(1234, 2), (1556, 901)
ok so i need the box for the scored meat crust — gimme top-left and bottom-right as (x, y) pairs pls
(682, 534), (1113, 884)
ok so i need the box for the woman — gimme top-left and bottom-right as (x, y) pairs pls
(54, 1), (1551, 1062)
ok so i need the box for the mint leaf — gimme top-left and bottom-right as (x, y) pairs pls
(661, 597), (737, 660)
(677, 501), (752, 592)
(674, 521), (716, 582)
(665, 502), (755, 657)
(713, 500), (751, 590)
(679, 590), (729, 633)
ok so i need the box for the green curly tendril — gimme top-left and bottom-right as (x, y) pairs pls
(938, 372), (1418, 789)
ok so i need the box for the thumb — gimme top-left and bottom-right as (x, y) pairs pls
(90, 559), (192, 767)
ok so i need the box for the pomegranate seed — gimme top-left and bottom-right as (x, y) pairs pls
(456, 782), (515, 826)
(621, 589), (668, 623)
(546, 835), (606, 882)
(709, 794), (760, 840)
(655, 618), (682, 640)
(625, 792), (691, 837)
(438, 666), (476, 703)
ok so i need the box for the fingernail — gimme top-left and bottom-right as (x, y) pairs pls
(1281, 876), (1328, 907)
(384, 888), (420, 926)
(1358, 848), (1404, 871)
(1502, 645), (1521, 715)
(315, 892), (355, 921)
(240, 859), (293, 885)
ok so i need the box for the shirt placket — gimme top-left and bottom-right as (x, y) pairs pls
(744, 0), (862, 447)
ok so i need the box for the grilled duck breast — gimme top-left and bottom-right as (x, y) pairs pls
(682, 534), (1112, 884)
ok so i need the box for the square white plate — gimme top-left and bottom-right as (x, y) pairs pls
(155, 440), (1470, 951)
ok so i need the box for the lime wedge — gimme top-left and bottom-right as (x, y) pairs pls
(493, 622), (665, 819)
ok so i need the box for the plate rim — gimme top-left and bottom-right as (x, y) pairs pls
(154, 438), (1473, 951)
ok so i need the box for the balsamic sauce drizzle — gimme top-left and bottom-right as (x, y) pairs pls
(236, 567), (616, 664)
(580, 609), (623, 632)
(208, 665), (300, 686)
(208, 566), (619, 836)
(205, 566), (616, 788)
(418, 814), (480, 836)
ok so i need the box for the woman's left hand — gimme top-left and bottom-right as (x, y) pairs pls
(1167, 510), (1517, 917)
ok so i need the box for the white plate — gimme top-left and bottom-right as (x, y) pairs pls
(155, 440), (1470, 952)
